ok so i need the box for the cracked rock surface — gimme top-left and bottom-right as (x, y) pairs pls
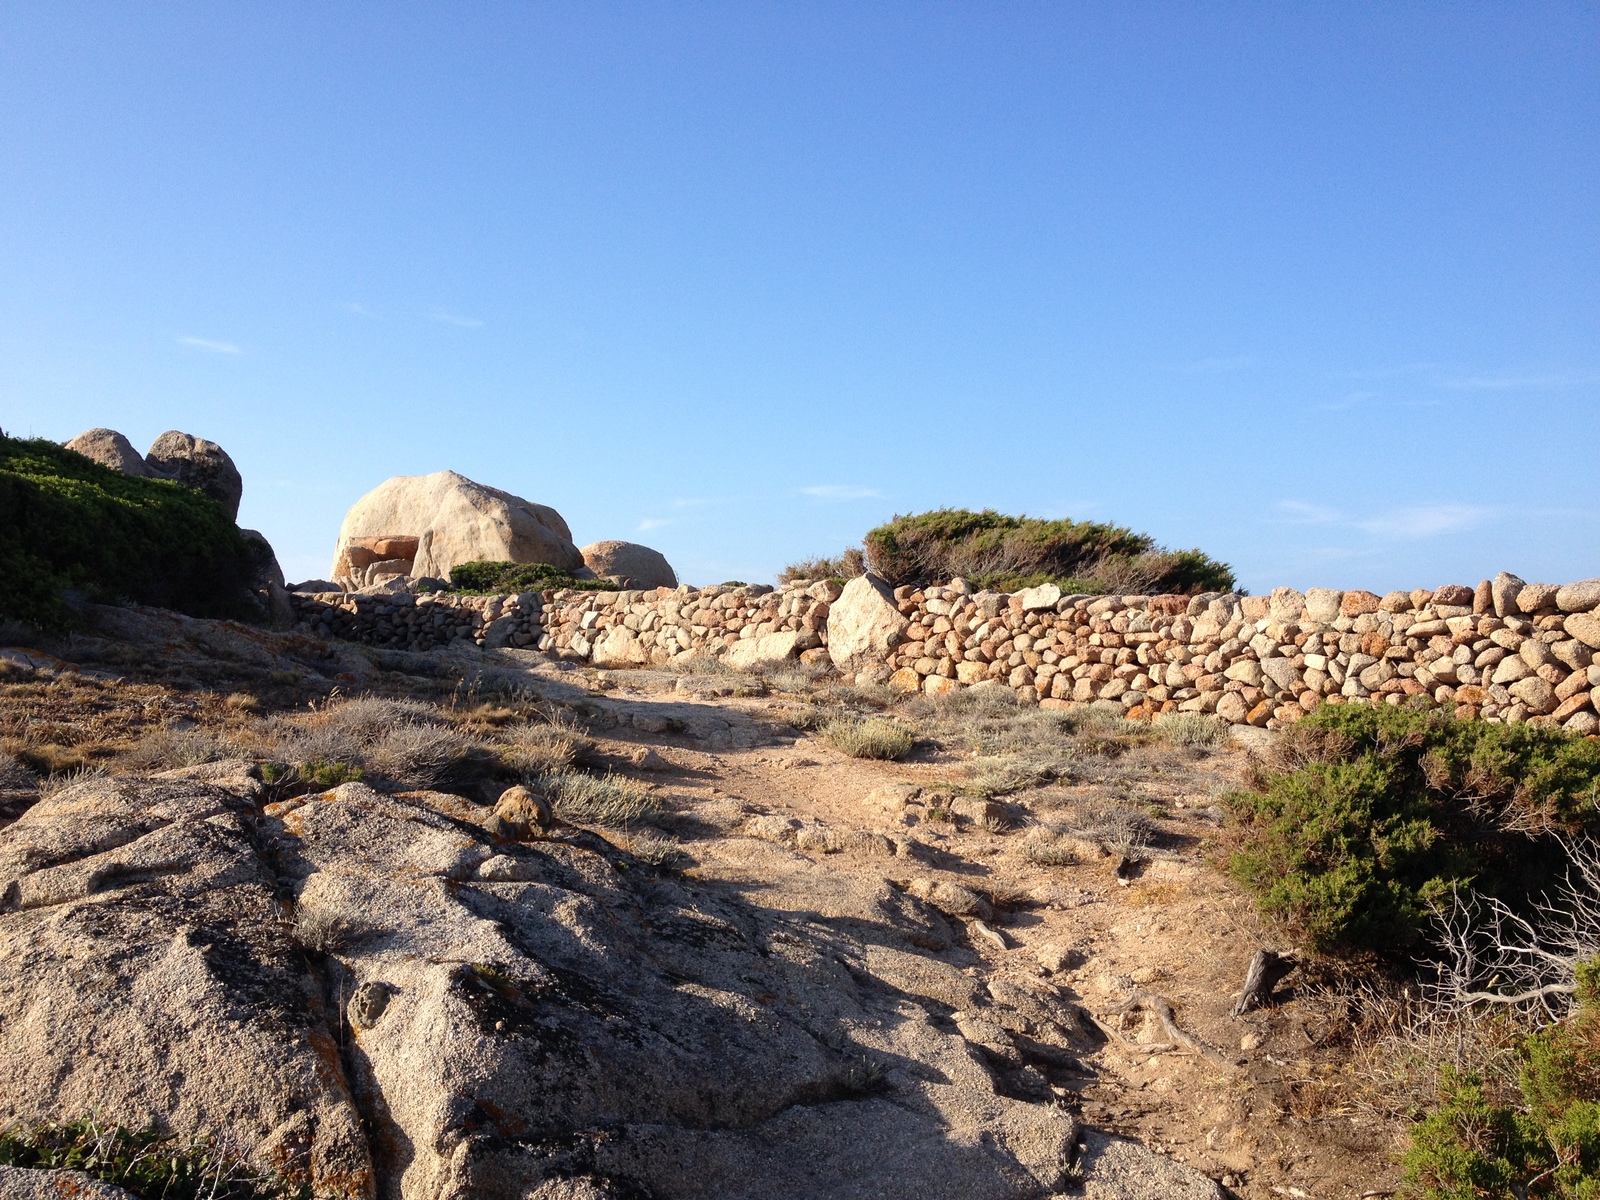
(0, 767), (1218, 1200)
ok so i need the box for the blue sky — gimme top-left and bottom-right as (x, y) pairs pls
(1, 3), (1596, 592)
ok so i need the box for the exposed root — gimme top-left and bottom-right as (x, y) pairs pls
(1108, 990), (1236, 1068)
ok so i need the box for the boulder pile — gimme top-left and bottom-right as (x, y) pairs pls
(292, 571), (1600, 733)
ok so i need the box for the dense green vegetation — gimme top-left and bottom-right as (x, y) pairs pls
(1403, 960), (1600, 1198)
(1227, 703), (1600, 956)
(857, 508), (1235, 595)
(0, 1117), (302, 1199)
(445, 560), (618, 594)
(0, 434), (268, 630)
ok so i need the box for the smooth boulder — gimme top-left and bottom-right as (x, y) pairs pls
(581, 540), (678, 589)
(145, 431), (244, 519)
(62, 428), (160, 478)
(331, 470), (581, 584)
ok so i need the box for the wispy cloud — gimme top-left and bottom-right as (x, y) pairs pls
(801, 485), (883, 501)
(1356, 505), (1490, 538)
(431, 310), (484, 328)
(1275, 499), (1493, 539)
(1433, 371), (1600, 391)
(637, 518), (672, 532)
(1276, 500), (1342, 525)
(344, 302), (376, 318)
(178, 336), (242, 355)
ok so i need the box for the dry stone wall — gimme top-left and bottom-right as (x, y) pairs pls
(290, 571), (1600, 734)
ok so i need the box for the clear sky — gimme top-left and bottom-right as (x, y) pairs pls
(1, 3), (1596, 593)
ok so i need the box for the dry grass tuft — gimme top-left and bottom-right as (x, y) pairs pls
(539, 770), (665, 828)
(500, 715), (593, 776)
(821, 716), (915, 760)
(37, 763), (110, 800)
(1153, 711), (1227, 749)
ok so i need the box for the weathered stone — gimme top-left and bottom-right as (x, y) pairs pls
(580, 540), (678, 589)
(1433, 584), (1474, 607)
(1215, 692), (1250, 723)
(1303, 588), (1343, 623)
(1516, 582), (1560, 614)
(1378, 591), (1412, 613)
(1017, 583), (1062, 612)
(1520, 639), (1556, 670)
(1223, 660), (1263, 687)
(887, 667), (922, 693)
(1509, 676), (1557, 715)
(955, 661), (989, 684)
(725, 630), (803, 671)
(923, 674), (959, 698)
(1268, 588), (1305, 622)
(827, 574), (910, 670)
(0, 1166), (140, 1199)
(1492, 656), (1531, 685)
(1566, 710), (1599, 735)
(331, 470), (580, 582)
(1341, 591), (1380, 617)
(1260, 658), (1301, 692)
(1556, 579), (1600, 614)
(145, 431), (244, 519)
(1492, 572), (1526, 618)
(592, 626), (650, 668)
(1567, 613), (1600, 651)
(493, 784), (552, 837)
(1550, 692), (1594, 723)
(63, 428), (161, 477)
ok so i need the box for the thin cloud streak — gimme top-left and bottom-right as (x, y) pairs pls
(431, 310), (484, 328)
(178, 336), (242, 354)
(637, 518), (672, 532)
(1276, 499), (1494, 540)
(801, 485), (883, 501)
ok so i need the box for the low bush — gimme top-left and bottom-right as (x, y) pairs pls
(539, 770), (664, 827)
(861, 507), (1234, 595)
(446, 560), (617, 594)
(0, 434), (270, 629)
(0, 1116), (299, 1200)
(1402, 959), (1600, 1198)
(1227, 704), (1600, 956)
(820, 716), (915, 761)
(778, 548), (866, 584)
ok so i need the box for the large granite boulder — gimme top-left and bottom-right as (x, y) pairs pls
(580, 540), (678, 588)
(62, 428), (161, 477)
(827, 573), (910, 671)
(332, 471), (581, 586)
(145, 430), (244, 520)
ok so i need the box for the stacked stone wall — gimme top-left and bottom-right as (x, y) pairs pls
(289, 572), (1600, 734)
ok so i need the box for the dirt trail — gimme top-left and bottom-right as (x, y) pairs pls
(575, 669), (1408, 1200)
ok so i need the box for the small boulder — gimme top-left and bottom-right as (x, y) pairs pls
(580, 541), (678, 589)
(1432, 584), (1474, 608)
(63, 428), (160, 477)
(489, 784), (552, 839)
(145, 430), (244, 519)
(1556, 579), (1600, 614)
(1492, 572), (1526, 619)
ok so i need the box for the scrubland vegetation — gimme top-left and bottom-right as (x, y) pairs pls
(785, 506), (1235, 594)
(0, 434), (267, 629)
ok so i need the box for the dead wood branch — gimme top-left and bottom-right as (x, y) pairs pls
(1232, 949), (1297, 1016)
(1112, 990), (1235, 1067)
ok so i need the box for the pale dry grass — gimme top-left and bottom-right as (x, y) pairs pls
(821, 716), (915, 760)
(539, 770), (665, 828)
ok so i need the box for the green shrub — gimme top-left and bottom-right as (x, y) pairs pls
(1227, 704), (1600, 956)
(0, 434), (269, 629)
(861, 508), (1234, 594)
(0, 1116), (301, 1199)
(1402, 960), (1600, 1198)
(446, 560), (618, 594)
